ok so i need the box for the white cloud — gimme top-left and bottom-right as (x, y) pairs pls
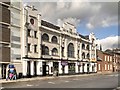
(25, 2), (118, 30)
(57, 18), (80, 27)
(97, 36), (119, 51)
(86, 23), (94, 29)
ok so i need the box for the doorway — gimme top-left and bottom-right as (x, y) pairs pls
(62, 66), (65, 74)
(1, 64), (7, 79)
(27, 61), (31, 77)
(34, 61), (37, 76)
(68, 63), (75, 74)
(53, 62), (59, 71)
(87, 64), (90, 74)
(82, 63), (85, 73)
(42, 62), (49, 76)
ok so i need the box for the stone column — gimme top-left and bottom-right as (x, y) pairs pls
(31, 61), (34, 76)
(23, 60), (27, 76)
(59, 61), (62, 74)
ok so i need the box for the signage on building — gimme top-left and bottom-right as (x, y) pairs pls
(61, 61), (68, 66)
(77, 62), (81, 66)
(8, 64), (15, 68)
(91, 58), (96, 62)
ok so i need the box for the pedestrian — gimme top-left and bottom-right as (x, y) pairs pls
(13, 68), (17, 80)
(6, 69), (10, 81)
(9, 73), (14, 80)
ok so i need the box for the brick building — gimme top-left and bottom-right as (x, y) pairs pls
(97, 50), (113, 73)
(105, 49), (120, 72)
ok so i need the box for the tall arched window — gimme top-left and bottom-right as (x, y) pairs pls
(42, 46), (49, 55)
(82, 52), (85, 59)
(52, 48), (58, 56)
(42, 33), (49, 42)
(87, 53), (89, 59)
(51, 36), (58, 43)
(82, 43), (85, 49)
(86, 45), (89, 50)
(67, 43), (74, 57)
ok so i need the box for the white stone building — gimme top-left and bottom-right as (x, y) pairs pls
(21, 5), (97, 77)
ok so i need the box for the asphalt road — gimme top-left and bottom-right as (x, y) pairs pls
(1, 73), (119, 89)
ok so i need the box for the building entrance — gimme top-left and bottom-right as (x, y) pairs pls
(34, 61), (37, 76)
(1, 64), (7, 79)
(42, 62), (49, 76)
(68, 63), (75, 74)
(27, 61), (31, 77)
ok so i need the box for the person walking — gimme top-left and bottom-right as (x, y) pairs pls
(6, 69), (10, 81)
(13, 68), (17, 80)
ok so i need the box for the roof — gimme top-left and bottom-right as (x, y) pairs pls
(103, 51), (113, 56)
(41, 20), (60, 30)
(79, 34), (89, 40)
(105, 49), (120, 55)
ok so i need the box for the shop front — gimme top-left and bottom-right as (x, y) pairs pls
(0, 63), (8, 79)
(68, 63), (75, 74)
(53, 62), (59, 76)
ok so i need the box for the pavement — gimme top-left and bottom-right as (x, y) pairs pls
(1, 72), (119, 89)
(0, 72), (115, 84)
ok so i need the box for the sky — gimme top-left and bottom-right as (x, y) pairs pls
(23, 0), (119, 51)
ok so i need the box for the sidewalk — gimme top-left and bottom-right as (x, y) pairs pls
(0, 72), (115, 84)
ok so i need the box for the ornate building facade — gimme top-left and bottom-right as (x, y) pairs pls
(21, 5), (97, 77)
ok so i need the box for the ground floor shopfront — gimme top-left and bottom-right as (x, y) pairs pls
(0, 60), (97, 79)
(0, 62), (23, 79)
(22, 59), (97, 77)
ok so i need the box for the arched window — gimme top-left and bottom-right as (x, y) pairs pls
(42, 46), (49, 55)
(51, 36), (58, 43)
(67, 43), (74, 57)
(82, 43), (85, 49)
(86, 45), (89, 50)
(87, 53), (90, 59)
(82, 52), (85, 59)
(42, 33), (49, 42)
(52, 48), (58, 56)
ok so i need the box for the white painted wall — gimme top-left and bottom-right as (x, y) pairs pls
(65, 65), (68, 74)
(59, 61), (62, 74)
(84, 63), (88, 72)
(37, 61), (42, 75)
(80, 66), (83, 73)
(75, 62), (78, 73)
(31, 61), (34, 76)
(23, 60), (27, 76)
(47, 62), (53, 75)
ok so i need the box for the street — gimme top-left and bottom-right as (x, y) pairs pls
(1, 73), (119, 89)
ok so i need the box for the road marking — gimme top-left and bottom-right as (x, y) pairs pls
(73, 79), (79, 80)
(48, 82), (55, 84)
(117, 87), (120, 90)
(26, 84), (33, 87)
(107, 74), (118, 77)
(65, 81), (70, 82)
(1, 87), (5, 90)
